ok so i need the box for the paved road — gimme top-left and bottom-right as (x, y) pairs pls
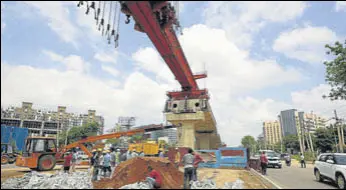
(266, 162), (338, 189)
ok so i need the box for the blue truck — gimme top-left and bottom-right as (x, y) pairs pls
(1, 125), (29, 164)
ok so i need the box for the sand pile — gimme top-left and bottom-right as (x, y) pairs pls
(93, 157), (184, 189)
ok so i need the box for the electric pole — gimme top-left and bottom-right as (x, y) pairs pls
(309, 111), (315, 157)
(334, 110), (344, 153)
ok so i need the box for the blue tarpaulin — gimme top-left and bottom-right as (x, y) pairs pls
(1, 125), (28, 152)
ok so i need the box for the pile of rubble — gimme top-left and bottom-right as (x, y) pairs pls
(191, 179), (244, 189)
(1, 171), (93, 189)
(93, 157), (184, 189)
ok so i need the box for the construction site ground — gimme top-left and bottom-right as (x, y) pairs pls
(1, 164), (89, 184)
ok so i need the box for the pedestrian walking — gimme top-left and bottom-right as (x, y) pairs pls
(300, 153), (306, 168)
(260, 151), (268, 175)
(70, 149), (77, 173)
(181, 148), (195, 189)
(63, 151), (72, 173)
(192, 151), (204, 181)
(103, 150), (112, 177)
(159, 149), (165, 158)
(174, 148), (181, 168)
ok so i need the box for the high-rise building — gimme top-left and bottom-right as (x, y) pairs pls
(150, 128), (178, 145)
(278, 109), (298, 136)
(263, 121), (282, 145)
(1, 102), (105, 137)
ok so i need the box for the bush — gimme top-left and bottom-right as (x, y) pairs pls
(291, 152), (317, 162)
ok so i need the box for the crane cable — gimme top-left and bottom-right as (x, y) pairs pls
(114, 2), (121, 48)
(106, 1), (113, 42)
(96, 1), (101, 24)
(99, 1), (107, 35)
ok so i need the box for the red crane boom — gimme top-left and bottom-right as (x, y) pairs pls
(120, 1), (208, 100)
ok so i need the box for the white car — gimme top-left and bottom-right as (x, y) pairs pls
(314, 153), (346, 189)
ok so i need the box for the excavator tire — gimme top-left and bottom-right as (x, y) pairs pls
(38, 155), (56, 171)
(1, 155), (9, 165)
(8, 154), (17, 164)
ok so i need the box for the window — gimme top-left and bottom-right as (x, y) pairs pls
(326, 155), (334, 162)
(318, 155), (327, 162)
(334, 155), (346, 165)
(48, 140), (56, 149)
(34, 139), (45, 152)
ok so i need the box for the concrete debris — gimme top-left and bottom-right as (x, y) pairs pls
(119, 182), (152, 189)
(1, 171), (93, 189)
(190, 179), (244, 189)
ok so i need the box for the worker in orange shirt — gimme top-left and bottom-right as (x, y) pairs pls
(192, 151), (204, 181)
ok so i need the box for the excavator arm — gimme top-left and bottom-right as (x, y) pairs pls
(60, 124), (179, 158)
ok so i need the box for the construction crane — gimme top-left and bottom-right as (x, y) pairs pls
(15, 124), (179, 171)
(77, 1), (208, 100)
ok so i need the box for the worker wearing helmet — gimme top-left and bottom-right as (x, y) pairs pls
(92, 149), (103, 181)
(103, 150), (112, 178)
(115, 149), (121, 166)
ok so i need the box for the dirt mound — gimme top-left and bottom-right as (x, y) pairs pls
(93, 157), (183, 189)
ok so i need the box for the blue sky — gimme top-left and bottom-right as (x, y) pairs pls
(1, 1), (346, 146)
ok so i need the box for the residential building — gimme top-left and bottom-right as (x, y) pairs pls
(263, 121), (282, 145)
(1, 102), (104, 137)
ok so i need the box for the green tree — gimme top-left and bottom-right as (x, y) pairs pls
(314, 126), (338, 153)
(241, 135), (257, 155)
(323, 40), (346, 101)
(58, 122), (100, 146)
(282, 135), (300, 151)
(105, 138), (120, 146)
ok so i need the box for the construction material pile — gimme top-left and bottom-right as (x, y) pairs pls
(1, 171), (93, 189)
(93, 157), (184, 189)
(190, 179), (244, 189)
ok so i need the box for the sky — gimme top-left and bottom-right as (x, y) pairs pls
(1, 1), (346, 146)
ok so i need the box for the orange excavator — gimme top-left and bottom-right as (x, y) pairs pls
(15, 124), (179, 171)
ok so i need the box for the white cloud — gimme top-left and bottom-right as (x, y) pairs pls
(292, 84), (346, 119)
(94, 51), (118, 65)
(43, 50), (90, 73)
(23, 1), (79, 47)
(273, 26), (339, 64)
(335, 1), (346, 12)
(1, 60), (169, 135)
(204, 1), (307, 48)
(101, 65), (119, 77)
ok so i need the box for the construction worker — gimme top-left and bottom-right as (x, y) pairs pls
(110, 148), (116, 168)
(115, 149), (121, 166)
(159, 149), (165, 158)
(145, 165), (162, 189)
(103, 150), (112, 178)
(126, 149), (132, 160)
(131, 148), (138, 158)
(90, 149), (97, 166)
(192, 151), (204, 181)
(174, 148), (181, 168)
(63, 151), (72, 173)
(70, 149), (78, 173)
(92, 149), (102, 181)
(181, 148), (195, 189)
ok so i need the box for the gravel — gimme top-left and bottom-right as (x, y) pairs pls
(1, 171), (93, 189)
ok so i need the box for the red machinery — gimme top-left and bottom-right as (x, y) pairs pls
(119, 1), (208, 100)
(77, 1), (208, 100)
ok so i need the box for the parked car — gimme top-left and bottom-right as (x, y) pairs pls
(314, 153), (346, 189)
(259, 150), (282, 169)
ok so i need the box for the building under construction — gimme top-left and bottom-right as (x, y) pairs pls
(1, 102), (105, 137)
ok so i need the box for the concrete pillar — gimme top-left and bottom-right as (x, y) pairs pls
(166, 112), (205, 150)
(40, 121), (44, 136)
(197, 133), (211, 150)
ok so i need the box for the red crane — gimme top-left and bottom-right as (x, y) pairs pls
(78, 1), (208, 100)
(120, 1), (208, 100)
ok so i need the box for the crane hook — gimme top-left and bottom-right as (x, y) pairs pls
(125, 15), (131, 24)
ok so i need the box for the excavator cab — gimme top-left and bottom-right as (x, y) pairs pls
(16, 137), (58, 171)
